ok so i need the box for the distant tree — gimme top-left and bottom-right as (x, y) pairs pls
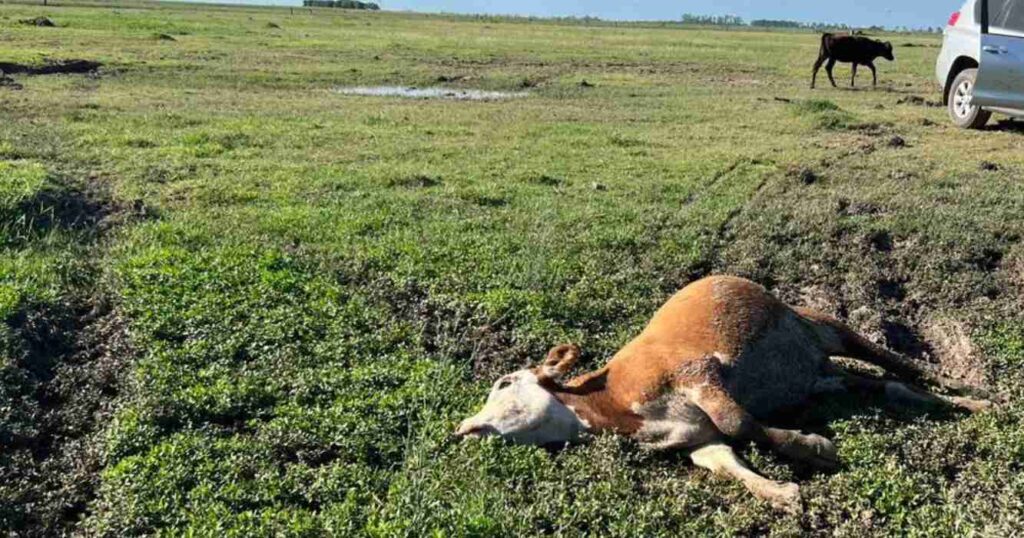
(304, 0), (380, 9)
(686, 14), (861, 32)
(681, 13), (744, 27)
(750, 19), (802, 28)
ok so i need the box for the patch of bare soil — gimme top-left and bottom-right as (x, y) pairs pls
(19, 17), (55, 27)
(0, 60), (101, 76)
(1, 301), (134, 536)
(787, 166), (819, 185)
(388, 174), (442, 188)
(0, 75), (23, 90)
(1001, 246), (1024, 296)
(812, 133), (878, 157)
(896, 95), (941, 107)
(921, 318), (988, 387)
(1, 176), (151, 535)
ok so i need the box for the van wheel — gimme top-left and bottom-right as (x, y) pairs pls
(949, 68), (991, 129)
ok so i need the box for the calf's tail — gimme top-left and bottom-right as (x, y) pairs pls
(819, 32), (833, 57)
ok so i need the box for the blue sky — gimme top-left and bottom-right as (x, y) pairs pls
(177, 0), (965, 29)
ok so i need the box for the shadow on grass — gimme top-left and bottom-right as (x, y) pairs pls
(1, 176), (157, 248)
(986, 119), (1024, 133)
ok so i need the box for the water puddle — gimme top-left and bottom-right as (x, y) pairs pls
(334, 86), (529, 101)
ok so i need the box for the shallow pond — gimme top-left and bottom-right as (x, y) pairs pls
(334, 86), (529, 101)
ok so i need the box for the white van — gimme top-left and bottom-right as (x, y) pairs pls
(937, 0), (1024, 128)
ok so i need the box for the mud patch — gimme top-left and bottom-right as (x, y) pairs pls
(868, 230), (893, 252)
(531, 175), (566, 188)
(1, 302), (134, 536)
(896, 95), (941, 107)
(921, 318), (988, 387)
(388, 175), (442, 188)
(2, 166), (147, 534)
(886, 135), (907, 149)
(0, 60), (102, 76)
(797, 285), (846, 318)
(19, 17), (56, 27)
(0, 76), (23, 90)
(335, 86), (529, 101)
(787, 166), (819, 185)
(836, 198), (882, 217)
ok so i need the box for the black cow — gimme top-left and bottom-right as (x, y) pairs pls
(811, 33), (894, 89)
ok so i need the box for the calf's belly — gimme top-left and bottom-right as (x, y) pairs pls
(724, 324), (828, 418)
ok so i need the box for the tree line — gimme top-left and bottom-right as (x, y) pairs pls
(682, 13), (943, 33)
(303, 0), (380, 9)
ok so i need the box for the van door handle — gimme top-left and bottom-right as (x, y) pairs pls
(983, 45), (1008, 54)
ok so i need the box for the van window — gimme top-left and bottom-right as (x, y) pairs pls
(979, 0), (1024, 34)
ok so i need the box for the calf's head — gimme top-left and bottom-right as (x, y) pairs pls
(881, 41), (894, 61)
(455, 344), (586, 446)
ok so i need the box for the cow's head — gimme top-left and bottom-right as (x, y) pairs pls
(882, 41), (895, 61)
(454, 344), (586, 446)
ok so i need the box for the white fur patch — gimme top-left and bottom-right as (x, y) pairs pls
(633, 392), (717, 450)
(567, 406), (592, 429)
(457, 370), (586, 446)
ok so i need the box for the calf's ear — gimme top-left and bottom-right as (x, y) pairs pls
(538, 344), (580, 381)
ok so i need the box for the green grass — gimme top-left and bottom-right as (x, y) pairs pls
(1, 1), (1023, 535)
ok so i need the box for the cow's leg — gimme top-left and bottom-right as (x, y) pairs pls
(679, 358), (839, 469)
(818, 370), (992, 413)
(690, 443), (802, 513)
(867, 62), (877, 87)
(811, 54), (827, 89)
(825, 58), (838, 88)
(851, 63), (858, 87)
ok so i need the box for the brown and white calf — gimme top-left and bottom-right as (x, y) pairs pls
(455, 276), (991, 512)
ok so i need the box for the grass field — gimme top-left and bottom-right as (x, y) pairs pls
(2, 1), (1024, 535)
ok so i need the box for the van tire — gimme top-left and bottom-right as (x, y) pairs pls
(949, 69), (991, 129)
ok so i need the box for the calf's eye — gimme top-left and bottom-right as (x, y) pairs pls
(497, 379), (512, 390)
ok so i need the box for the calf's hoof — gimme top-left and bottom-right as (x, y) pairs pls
(764, 481), (803, 515)
(951, 396), (995, 413)
(780, 432), (839, 471)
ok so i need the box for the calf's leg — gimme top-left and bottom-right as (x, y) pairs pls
(836, 371), (992, 413)
(867, 62), (877, 87)
(851, 63), (858, 87)
(811, 54), (827, 89)
(825, 58), (838, 88)
(679, 358), (838, 469)
(690, 443), (802, 513)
